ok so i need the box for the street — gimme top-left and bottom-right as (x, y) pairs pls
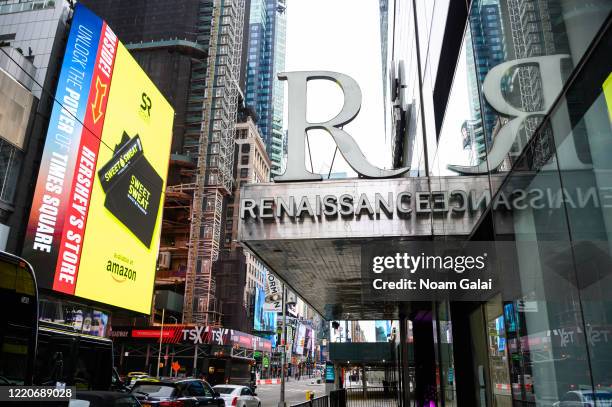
(256, 377), (326, 407)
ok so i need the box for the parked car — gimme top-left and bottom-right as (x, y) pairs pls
(126, 375), (158, 389)
(131, 378), (225, 407)
(69, 391), (141, 407)
(552, 390), (612, 407)
(213, 385), (260, 407)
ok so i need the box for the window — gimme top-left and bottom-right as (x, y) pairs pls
(131, 384), (176, 398)
(201, 381), (214, 397)
(241, 144), (251, 153)
(240, 168), (248, 178)
(241, 155), (249, 165)
(0, 140), (21, 204)
(187, 381), (207, 397)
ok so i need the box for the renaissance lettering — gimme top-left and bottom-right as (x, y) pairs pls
(240, 185), (610, 221)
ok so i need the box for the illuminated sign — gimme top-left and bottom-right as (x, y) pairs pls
(23, 4), (174, 314)
(111, 326), (272, 351)
(325, 361), (335, 383)
(254, 286), (277, 332)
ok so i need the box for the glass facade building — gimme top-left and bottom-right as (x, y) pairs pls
(383, 0), (612, 405)
(245, 0), (286, 175)
(0, 0), (71, 252)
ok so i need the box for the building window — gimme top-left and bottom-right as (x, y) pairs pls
(240, 168), (248, 178)
(241, 155), (249, 165)
(0, 139), (22, 204)
(241, 144), (251, 153)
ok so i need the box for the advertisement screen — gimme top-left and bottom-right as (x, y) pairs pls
(293, 323), (306, 355)
(254, 286), (277, 332)
(325, 361), (335, 383)
(22, 4), (173, 314)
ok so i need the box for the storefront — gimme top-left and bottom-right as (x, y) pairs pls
(109, 325), (271, 386)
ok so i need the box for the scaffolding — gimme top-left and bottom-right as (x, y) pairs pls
(182, 0), (245, 325)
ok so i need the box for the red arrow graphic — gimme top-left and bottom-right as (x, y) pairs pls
(91, 76), (108, 124)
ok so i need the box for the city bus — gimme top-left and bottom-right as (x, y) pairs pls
(0, 251), (123, 390)
(0, 251), (38, 386)
(35, 320), (119, 390)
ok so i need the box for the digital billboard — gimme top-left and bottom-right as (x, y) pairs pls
(23, 4), (174, 314)
(254, 286), (277, 332)
(293, 323), (306, 355)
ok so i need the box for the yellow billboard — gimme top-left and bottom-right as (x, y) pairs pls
(23, 5), (173, 314)
(75, 45), (173, 313)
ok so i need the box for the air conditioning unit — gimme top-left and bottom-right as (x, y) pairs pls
(158, 251), (171, 269)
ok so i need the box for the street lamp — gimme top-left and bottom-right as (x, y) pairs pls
(278, 285), (287, 407)
(156, 308), (165, 378)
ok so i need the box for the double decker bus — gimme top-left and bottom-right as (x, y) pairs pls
(0, 251), (38, 386)
(0, 251), (122, 391)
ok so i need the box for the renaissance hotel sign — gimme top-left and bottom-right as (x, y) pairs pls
(239, 177), (494, 240)
(239, 70), (610, 241)
(237, 70), (608, 318)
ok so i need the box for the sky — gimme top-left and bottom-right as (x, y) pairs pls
(282, 0), (387, 341)
(283, 0), (391, 177)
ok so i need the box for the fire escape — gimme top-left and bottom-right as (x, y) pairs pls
(180, 0), (245, 325)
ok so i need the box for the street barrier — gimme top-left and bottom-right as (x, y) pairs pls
(292, 387), (398, 407)
(256, 378), (282, 385)
(345, 387), (397, 407)
(329, 389), (346, 407)
(291, 395), (328, 407)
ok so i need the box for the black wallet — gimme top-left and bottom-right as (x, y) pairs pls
(98, 132), (163, 248)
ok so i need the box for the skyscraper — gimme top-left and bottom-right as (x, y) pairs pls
(82, 0), (247, 325)
(468, 0), (506, 156)
(0, 0), (72, 253)
(245, 0), (286, 176)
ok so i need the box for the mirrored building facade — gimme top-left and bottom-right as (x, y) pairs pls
(382, 0), (612, 405)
